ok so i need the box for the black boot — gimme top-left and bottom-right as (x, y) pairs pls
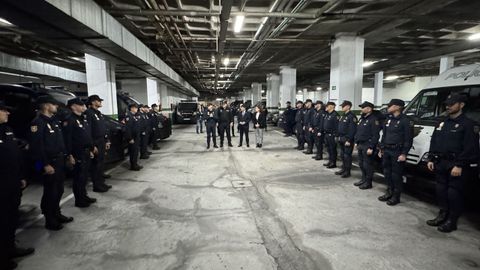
(45, 217), (63, 231)
(335, 168), (345, 175)
(386, 193), (401, 206)
(323, 162), (331, 167)
(304, 150), (313, 154)
(426, 210), (448, 227)
(84, 196), (97, 203)
(359, 182), (373, 190)
(327, 163), (337, 169)
(341, 171), (351, 178)
(354, 180), (365, 186)
(437, 219), (458, 233)
(75, 200), (91, 208)
(378, 189), (393, 202)
(57, 213), (74, 223)
(9, 245), (35, 258)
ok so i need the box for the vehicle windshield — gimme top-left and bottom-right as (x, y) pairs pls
(178, 103), (197, 111)
(48, 90), (76, 105)
(404, 86), (480, 123)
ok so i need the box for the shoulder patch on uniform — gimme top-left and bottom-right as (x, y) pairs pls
(63, 121), (69, 126)
(375, 120), (379, 125)
(31, 126), (38, 132)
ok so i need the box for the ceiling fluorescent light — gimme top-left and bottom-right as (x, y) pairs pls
(234, 15), (245, 33)
(468, 33), (480, 40)
(385, 75), (399, 81)
(362, 61), (376, 67)
(0, 18), (13, 26)
(223, 58), (230, 66)
(316, 87), (322, 91)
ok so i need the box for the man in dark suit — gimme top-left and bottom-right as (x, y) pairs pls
(237, 104), (251, 147)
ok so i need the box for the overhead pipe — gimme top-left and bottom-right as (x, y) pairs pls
(214, 0), (234, 92)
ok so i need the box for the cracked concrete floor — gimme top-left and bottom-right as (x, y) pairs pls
(15, 125), (480, 270)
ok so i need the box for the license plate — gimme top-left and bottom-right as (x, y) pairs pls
(183, 118), (190, 120)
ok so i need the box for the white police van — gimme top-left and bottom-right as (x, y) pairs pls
(404, 64), (480, 174)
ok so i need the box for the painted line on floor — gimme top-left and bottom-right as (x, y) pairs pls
(16, 167), (117, 234)
(272, 129), (386, 178)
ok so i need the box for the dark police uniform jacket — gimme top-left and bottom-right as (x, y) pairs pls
(124, 111), (141, 142)
(338, 111), (358, 143)
(63, 113), (94, 158)
(312, 109), (325, 135)
(295, 108), (304, 127)
(29, 114), (66, 168)
(380, 114), (413, 155)
(216, 107), (234, 125)
(85, 108), (109, 147)
(354, 113), (381, 149)
(0, 124), (23, 195)
(138, 112), (150, 136)
(428, 113), (480, 167)
(204, 109), (218, 127)
(323, 111), (340, 136)
(303, 108), (315, 130)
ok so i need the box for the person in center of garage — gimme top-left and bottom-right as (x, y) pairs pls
(63, 98), (97, 208)
(195, 104), (204, 134)
(124, 104), (143, 171)
(204, 104), (218, 149)
(216, 100), (234, 147)
(323, 101), (339, 168)
(283, 101), (295, 137)
(237, 104), (251, 147)
(426, 94), (480, 233)
(294, 101), (305, 150)
(29, 96), (74, 231)
(0, 101), (35, 270)
(311, 101), (325, 160)
(335, 100), (358, 178)
(230, 103), (237, 137)
(378, 99), (413, 206)
(252, 104), (267, 148)
(85, 95), (112, 193)
(139, 105), (152, 160)
(354, 101), (381, 190)
(303, 99), (315, 155)
(149, 104), (161, 150)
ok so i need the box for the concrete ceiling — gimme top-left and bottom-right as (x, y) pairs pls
(2, 0), (480, 97)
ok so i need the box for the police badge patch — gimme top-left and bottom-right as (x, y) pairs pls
(31, 126), (38, 132)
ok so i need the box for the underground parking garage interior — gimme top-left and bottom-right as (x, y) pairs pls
(1, 0), (480, 269)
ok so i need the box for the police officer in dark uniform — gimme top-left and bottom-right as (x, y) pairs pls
(204, 104), (218, 149)
(85, 95), (111, 193)
(323, 102), (339, 168)
(124, 104), (143, 171)
(335, 100), (357, 178)
(29, 96), (74, 230)
(303, 99), (315, 154)
(311, 101), (325, 160)
(354, 101), (381, 190)
(149, 104), (161, 150)
(216, 101), (234, 147)
(378, 99), (413, 206)
(138, 105), (151, 159)
(284, 101), (295, 137)
(294, 101), (305, 150)
(63, 98), (97, 208)
(0, 101), (34, 270)
(426, 94), (480, 233)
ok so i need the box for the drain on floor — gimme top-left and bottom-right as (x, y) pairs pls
(231, 180), (253, 188)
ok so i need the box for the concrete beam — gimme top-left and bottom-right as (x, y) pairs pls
(0, 52), (86, 83)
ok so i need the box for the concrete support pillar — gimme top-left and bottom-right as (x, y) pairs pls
(439, 55), (454, 74)
(158, 83), (169, 112)
(266, 74), (280, 112)
(243, 88), (252, 103)
(279, 66), (296, 110)
(374, 71), (384, 106)
(146, 78), (159, 107)
(85, 53), (118, 116)
(251, 82), (262, 106)
(329, 34), (364, 108)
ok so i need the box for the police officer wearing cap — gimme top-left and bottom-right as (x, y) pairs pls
(138, 105), (152, 159)
(335, 100), (357, 178)
(354, 101), (381, 189)
(124, 104), (143, 171)
(311, 101), (325, 160)
(29, 95), (74, 230)
(85, 95), (112, 193)
(216, 101), (234, 147)
(323, 102), (339, 168)
(284, 101), (295, 137)
(303, 99), (315, 155)
(426, 94), (480, 233)
(149, 104), (161, 150)
(63, 98), (97, 208)
(378, 99), (413, 206)
(0, 101), (35, 269)
(294, 101), (305, 150)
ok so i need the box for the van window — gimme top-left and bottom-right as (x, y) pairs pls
(466, 87), (480, 123)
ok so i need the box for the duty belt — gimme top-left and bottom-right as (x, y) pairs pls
(384, 144), (403, 150)
(433, 153), (457, 161)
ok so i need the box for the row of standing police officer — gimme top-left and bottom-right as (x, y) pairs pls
(292, 95), (479, 233)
